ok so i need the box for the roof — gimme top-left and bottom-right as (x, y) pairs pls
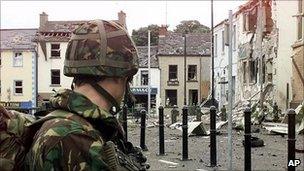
(137, 46), (158, 68)
(36, 19), (121, 42)
(0, 29), (37, 50)
(157, 33), (211, 56)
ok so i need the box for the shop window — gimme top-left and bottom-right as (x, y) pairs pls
(169, 65), (178, 81)
(51, 69), (60, 85)
(13, 52), (23, 67)
(141, 70), (148, 85)
(165, 89), (177, 107)
(188, 65), (197, 81)
(51, 44), (61, 58)
(14, 80), (23, 94)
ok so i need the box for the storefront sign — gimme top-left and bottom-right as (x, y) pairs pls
(130, 87), (158, 95)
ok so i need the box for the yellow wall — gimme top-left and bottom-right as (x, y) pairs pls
(0, 50), (34, 102)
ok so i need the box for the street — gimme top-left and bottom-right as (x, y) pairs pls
(127, 117), (304, 170)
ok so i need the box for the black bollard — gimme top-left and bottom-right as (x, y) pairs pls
(244, 107), (252, 171)
(122, 105), (128, 142)
(287, 109), (296, 171)
(140, 109), (148, 151)
(210, 106), (217, 167)
(159, 106), (165, 155)
(182, 106), (188, 160)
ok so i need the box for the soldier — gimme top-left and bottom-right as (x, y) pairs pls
(26, 20), (148, 170)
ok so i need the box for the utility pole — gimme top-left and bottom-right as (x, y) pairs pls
(148, 30), (151, 116)
(211, 0), (215, 105)
(184, 33), (187, 105)
(257, 0), (264, 110)
(227, 10), (233, 171)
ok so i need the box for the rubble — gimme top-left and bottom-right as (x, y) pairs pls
(169, 121), (208, 136)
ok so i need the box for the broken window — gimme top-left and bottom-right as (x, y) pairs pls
(51, 69), (60, 85)
(243, 61), (247, 84)
(189, 89), (198, 106)
(141, 70), (148, 85)
(249, 60), (257, 84)
(165, 89), (177, 106)
(263, 1), (273, 34)
(243, 6), (257, 32)
(51, 44), (61, 58)
(13, 52), (23, 67)
(14, 80), (23, 94)
(169, 65), (178, 81)
(262, 56), (266, 83)
(188, 65), (197, 81)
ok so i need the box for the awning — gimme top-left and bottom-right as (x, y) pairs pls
(130, 87), (158, 95)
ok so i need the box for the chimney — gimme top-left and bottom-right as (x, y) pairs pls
(159, 25), (168, 37)
(39, 12), (48, 28)
(118, 11), (126, 27)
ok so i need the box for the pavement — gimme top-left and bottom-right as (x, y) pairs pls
(127, 117), (304, 171)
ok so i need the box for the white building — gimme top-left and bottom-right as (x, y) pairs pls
(213, 16), (239, 108)
(214, 0), (298, 111)
(131, 46), (160, 114)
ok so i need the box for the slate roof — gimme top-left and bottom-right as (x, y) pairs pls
(137, 46), (158, 68)
(36, 20), (120, 42)
(157, 32), (211, 56)
(0, 29), (37, 50)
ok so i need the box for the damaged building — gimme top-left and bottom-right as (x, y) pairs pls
(215, 0), (299, 112)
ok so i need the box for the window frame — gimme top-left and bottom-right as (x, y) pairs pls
(51, 69), (61, 86)
(140, 70), (148, 86)
(165, 89), (177, 107)
(50, 43), (61, 58)
(13, 52), (23, 67)
(187, 65), (197, 81)
(14, 80), (23, 95)
(168, 65), (178, 81)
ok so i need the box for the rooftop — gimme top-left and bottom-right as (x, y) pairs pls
(0, 29), (37, 50)
(158, 32), (211, 56)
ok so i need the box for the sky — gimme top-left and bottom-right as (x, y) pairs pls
(1, 1), (247, 33)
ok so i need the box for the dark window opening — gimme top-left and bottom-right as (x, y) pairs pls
(165, 90), (177, 107)
(14, 81), (23, 94)
(243, 61), (247, 83)
(169, 65), (178, 81)
(249, 60), (258, 84)
(141, 70), (148, 85)
(189, 89), (198, 106)
(188, 65), (197, 81)
(51, 44), (61, 57)
(51, 70), (60, 85)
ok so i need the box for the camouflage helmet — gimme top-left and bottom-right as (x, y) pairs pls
(64, 20), (139, 78)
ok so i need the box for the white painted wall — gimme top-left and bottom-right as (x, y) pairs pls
(37, 42), (73, 95)
(273, 0), (298, 110)
(0, 50), (34, 103)
(213, 16), (239, 108)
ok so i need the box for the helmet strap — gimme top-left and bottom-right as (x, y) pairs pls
(89, 81), (121, 115)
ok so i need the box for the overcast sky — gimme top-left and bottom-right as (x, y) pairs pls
(1, 1), (246, 33)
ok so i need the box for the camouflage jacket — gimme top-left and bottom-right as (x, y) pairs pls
(26, 89), (124, 171)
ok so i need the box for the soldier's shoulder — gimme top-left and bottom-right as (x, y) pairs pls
(36, 109), (100, 139)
